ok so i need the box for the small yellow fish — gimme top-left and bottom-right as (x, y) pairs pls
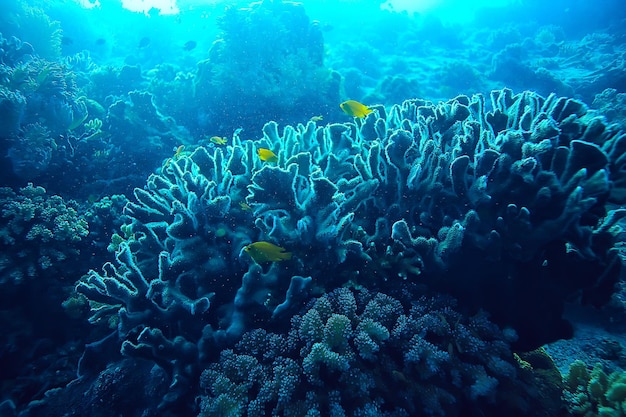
(257, 148), (278, 163)
(173, 145), (185, 158)
(210, 136), (227, 145)
(340, 100), (373, 118)
(244, 241), (292, 263)
(165, 145), (185, 168)
(310, 115), (323, 122)
(239, 202), (252, 211)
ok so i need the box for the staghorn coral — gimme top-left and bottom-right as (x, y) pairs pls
(0, 183), (88, 285)
(199, 288), (561, 417)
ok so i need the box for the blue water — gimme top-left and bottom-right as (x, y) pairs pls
(1, 0), (626, 416)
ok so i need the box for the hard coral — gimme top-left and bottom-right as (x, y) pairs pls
(76, 146), (312, 411)
(0, 183), (88, 285)
(76, 88), (626, 410)
(199, 288), (560, 417)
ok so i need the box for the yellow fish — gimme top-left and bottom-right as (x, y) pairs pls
(340, 100), (373, 118)
(310, 115), (323, 122)
(165, 145), (185, 168)
(257, 148), (278, 163)
(244, 241), (292, 263)
(173, 144), (185, 156)
(239, 202), (252, 211)
(210, 136), (227, 145)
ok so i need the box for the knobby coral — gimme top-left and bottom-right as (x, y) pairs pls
(0, 183), (89, 285)
(199, 288), (560, 417)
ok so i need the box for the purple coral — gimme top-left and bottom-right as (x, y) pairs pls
(199, 288), (556, 417)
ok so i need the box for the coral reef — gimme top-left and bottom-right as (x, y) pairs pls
(76, 145), (313, 410)
(244, 89), (626, 349)
(0, 33), (35, 67)
(564, 360), (626, 416)
(0, 85), (26, 138)
(71, 88), (626, 412)
(198, 288), (562, 417)
(2, 1), (625, 414)
(0, 184), (94, 413)
(0, 48), (90, 186)
(0, 183), (89, 285)
(593, 88), (626, 128)
(194, 0), (340, 134)
(86, 65), (145, 105)
(0, 3), (62, 61)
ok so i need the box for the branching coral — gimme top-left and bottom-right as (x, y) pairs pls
(75, 88), (626, 410)
(8, 123), (56, 180)
(76, 146), (313, 410)
(0, 183), (89, 285)
(0, 44), (89, 183)
(243, 90), (625, 348)
(0, 84), (26, 138)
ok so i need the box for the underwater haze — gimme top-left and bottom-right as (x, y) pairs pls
(2, 0), (626, 416)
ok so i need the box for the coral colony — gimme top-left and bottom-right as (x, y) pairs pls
(1, 1), (626, 416)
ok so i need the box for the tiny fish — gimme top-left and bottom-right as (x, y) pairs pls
(165, 145), (185, 168)
(257, 148), (278, 163)
(138, 37), (151, 48)
(310, 115), (323, 122)
(239, 202), (252, 211)
(340, 100), (373, 118)
(173, 144), (185, 157)
(244, 241), (292, 263)
(210, 136), (227, 145)
(183, 40), (197, 51)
